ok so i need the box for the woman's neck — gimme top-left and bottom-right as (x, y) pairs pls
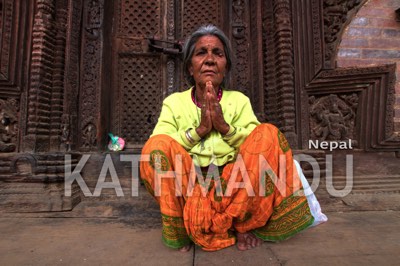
(192, 85), (223, 107)
(194, 86), (205, 104)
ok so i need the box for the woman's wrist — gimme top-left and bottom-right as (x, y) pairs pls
(195, 126), (208, 139)
(222, 125), (237, 139)
(185, 128), (201, 144)
(219, 123), (230, 135)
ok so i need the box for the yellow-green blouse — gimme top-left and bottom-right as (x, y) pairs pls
(151, 88), (260, 166)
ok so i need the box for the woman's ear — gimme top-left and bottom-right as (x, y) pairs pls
(189, 65), (193, 76)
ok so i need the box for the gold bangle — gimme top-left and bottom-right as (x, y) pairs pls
(223, 126), (237, 138)
(185, 128), (195, 144)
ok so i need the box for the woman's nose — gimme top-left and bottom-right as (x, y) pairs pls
(205, 54), (215, 65)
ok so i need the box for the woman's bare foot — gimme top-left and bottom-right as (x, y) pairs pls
(179, 244), (192, 252)
(236, 232), (263, 251)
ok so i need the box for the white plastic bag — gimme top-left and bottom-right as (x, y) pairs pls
(294, 160), (328, 226)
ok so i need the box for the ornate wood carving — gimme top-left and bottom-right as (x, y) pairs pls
(273, 0), (296, 144)
(23, 0), (57, 152)
(232, 0), (245, 39)
(0, 98), (18, 152)
(81, 122), (97, 149)
(0, 0), (28, 153)
(231, 0), (250, 96)
(62, 0), (83, 151)
(119, 0), (160, 37)
(0, 0), (13, 83)
(307, 64), (398, 151)
(78, 0), (104, 151)
(309, 93), (358, 142)
(248, 0), (263, 120)
(111, 0), (163, 150)
(166, 0), (176, 96)
(323, 0), (367, 68)
(166, 0), (174, 41)
(118, 55), (162, 145)
(229, 0), (264, 122)
(0, 0), (29, 154)
(166, 59), (176, 96)
(163, 0), (178, 96)
(181, 0), (221, 36)
(311, 0), (324, 76)
(262, 0), (297, 147)
(50, 0), (68, 151)
(60, 114), (71, 151)
(262, 0), (277, 124)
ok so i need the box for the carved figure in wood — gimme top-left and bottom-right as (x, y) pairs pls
(0, 99), (18, 152)
(310, 94), (356, 141)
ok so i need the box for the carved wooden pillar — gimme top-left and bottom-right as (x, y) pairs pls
(272, 0), (297, 146)
(49, 0), (68, 151)
(61, 0), (83, 152)
(262, 0), (297, 147)
(78, 0), (104, 151)
(23, 0), (57, 152)
(262, 0), (278, 125)
(231, 0), (251, 96)
(166, 0), (176, 96)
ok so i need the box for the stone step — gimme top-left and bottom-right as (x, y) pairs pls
(331, 175), (400, 192)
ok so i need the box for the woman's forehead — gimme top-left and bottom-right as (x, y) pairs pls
(195, 35), (224, 48)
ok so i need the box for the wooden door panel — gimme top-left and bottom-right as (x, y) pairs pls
(111, 0), (166, 149)
(111, 0), (225, 150)
(116, 55), (162, 146)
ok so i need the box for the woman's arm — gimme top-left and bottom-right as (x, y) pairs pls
(151, 98), (201, 150)
(222, 95), (260, 148)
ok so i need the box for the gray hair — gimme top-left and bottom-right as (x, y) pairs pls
(182, 25), (233, 88)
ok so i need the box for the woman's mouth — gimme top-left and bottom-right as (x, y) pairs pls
(202, 70), (216, 75)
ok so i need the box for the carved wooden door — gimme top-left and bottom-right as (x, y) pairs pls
(110, 0), (227, 151)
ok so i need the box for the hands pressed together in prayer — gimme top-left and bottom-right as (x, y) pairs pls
(196, 81), (230, 138)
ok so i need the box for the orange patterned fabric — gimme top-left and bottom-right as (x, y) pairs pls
(140, 124), (314, 251)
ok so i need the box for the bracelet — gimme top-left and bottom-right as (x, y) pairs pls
(185, 128), (195, 144)
(223, 126), (237, 138)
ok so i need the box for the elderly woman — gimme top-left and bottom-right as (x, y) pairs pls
(140, 25), (315, 251)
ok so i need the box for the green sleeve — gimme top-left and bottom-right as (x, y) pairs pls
(151, 100), (200, 150)
(222, 96), (260, 148)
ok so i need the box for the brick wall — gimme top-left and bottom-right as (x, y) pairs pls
(336, 0), (400, 132)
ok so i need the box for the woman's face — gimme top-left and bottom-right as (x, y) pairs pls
(189, 35), (227, 89)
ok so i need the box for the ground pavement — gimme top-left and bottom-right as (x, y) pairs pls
(0, 209), (399, 266)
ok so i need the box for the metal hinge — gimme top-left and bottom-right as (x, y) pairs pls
(146, 37), (183, 56)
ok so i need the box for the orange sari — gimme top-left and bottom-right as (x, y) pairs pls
(140, 124), (314, 251)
